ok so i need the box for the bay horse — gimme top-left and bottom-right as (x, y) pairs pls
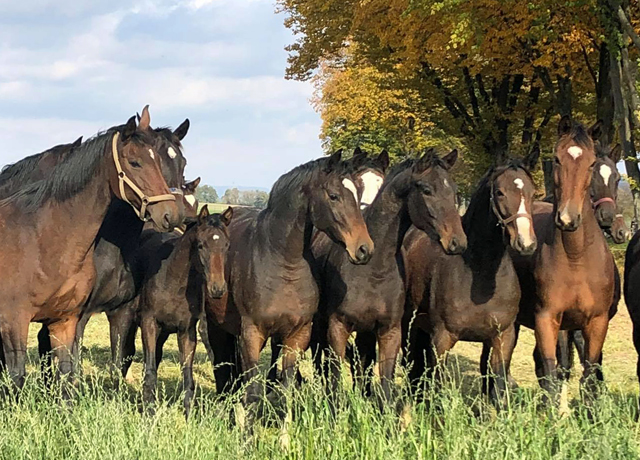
(513, 116), (616, 403)
(266, 148), (390, 384)
(36, 109), (190, 380)
(0, 114), (180, 388)
(403, 151), (539, 406)
(204, 152), (374, 403)
(138, 206), (232, 417)
(316, 149), (466, 406)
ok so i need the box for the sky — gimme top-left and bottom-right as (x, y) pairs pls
(0, 0), (322, 189)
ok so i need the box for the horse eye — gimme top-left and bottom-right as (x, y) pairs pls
(197, 243), (204, 250)
(496, 190), (505, 198)
(554, 157), (561, 166)
(128, 160), (142, 168)
(589, 162), (596, 169)
(329, 193), (339, 201)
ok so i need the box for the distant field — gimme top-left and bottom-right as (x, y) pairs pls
(0, 242), (637, 459)
(200, 202), (253, 213)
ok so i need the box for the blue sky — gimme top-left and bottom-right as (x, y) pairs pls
(0, 0), (322, 189)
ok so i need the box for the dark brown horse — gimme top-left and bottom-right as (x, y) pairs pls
(266, 148), (390, 384)
(138, 206), (232, 417)
(403, 151), (538, 406)
(204, 152), (374, 401)
(0, 114), (180, 388)
(513, 116), (616, 403)
(316, 149), (466, 406)
(105, 178), (201, 380)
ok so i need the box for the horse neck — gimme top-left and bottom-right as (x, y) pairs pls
(364, 172), (412, 260)
(553, 198), (599, 260)
(165, 231), (194, 282)
(41, 151), (114, 247)
(98, 200), (145, 256)
(462, 185), (506, 269)
(260, 192), (311, 266)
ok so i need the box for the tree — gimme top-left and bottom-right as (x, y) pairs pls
(221, 188), (240, 205)
(194, 184), (218, 204)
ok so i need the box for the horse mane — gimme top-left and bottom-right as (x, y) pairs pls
(0, 142), (75, 195)
(462, 159), (532, 232)
(380, 151), (447, 193)
(558, 122), (593, 151)
(267, 156), (338, 210)
(595, 142), (613, 159)
(1, 126), (153, 212)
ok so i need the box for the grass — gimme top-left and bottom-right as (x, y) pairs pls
(0, 242), (638, 459)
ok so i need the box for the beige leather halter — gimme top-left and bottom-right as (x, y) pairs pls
(111, 132), (176, 220)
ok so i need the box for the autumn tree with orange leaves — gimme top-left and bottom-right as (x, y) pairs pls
(278, 0), (640, 214)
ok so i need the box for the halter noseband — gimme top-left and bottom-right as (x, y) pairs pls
(490, 182), (532, 228)
(112, 132), (176, 221)
(592, 196), (615, 210)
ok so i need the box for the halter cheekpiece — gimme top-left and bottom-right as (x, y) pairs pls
(111, 132), (176, 221)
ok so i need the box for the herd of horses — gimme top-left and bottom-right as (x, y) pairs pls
(1, 106), (640, 419)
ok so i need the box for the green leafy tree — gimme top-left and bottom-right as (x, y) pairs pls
(194, 184), (218, 204)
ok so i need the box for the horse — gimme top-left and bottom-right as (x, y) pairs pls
(513, 116), (616, 403)
(36, 108), (190, 380)
(105, 178), (201, 380)
(0, 113), (180, 389)
(265, 148), (390, 384)
(315, 149), (466, 407)
(403, 150), (539, 406)
(203, 151), (374, 402)
(137, 206), (232, 417)
(507, 141), (623, 394)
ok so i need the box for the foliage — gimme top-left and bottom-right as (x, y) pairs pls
(221, 188), (240, 205)
(194, 185), (218, 204)
(220, 188), (269, 209)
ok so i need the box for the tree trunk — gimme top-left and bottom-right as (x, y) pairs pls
(596, 43), (616, 146)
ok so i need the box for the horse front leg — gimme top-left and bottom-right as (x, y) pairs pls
(280, 322), (311, 389)
(239, 322), (266, 406)
(48, 316), (80, 399)
(0, 314), (30, 390)
(72, 311), (92, 376)
(178, 326), (198, 419)
(326, 315), (351, 397)
(376, 324), (402, 412)
(37, 324), (53, 388)
(533, 312), (561, 406)
(485, 324), (517, 409)
(581, 314), (609, 400)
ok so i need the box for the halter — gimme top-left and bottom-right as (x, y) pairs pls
(112, 132), (176, 221)
(592, 196), (615, 210)
(489, 182), (532, 228)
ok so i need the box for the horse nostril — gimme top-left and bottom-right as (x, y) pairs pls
(356, 244), (370, 261)
(448, 238), (458, 253)
(162, 213), (172, 230)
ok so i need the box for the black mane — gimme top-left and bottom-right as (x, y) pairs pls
(267, 156), (339, 210)
(559, 122), (593, 151)
(0, 126), (153, 212)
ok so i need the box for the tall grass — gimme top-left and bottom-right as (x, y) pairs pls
(0, 356), (638, 460)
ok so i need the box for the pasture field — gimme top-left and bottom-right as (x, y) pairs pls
(0, 243), (638, 459)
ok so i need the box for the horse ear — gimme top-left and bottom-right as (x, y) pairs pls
(325, 150), (342, 172)
(588, 120), (603, 142)
(122, 116), (137, 141)
(136, 113), (141, 123)
(198, 204), (210, 221)
(524, 143), (540, 171)
(184, 177), (201, 194)
(184, 217), (198, 231)
(351, 149), (369, 169)
(221, 206), (233, 226)
(138, 105), (151, 131)
(610, 144), (623, 163)
(442, 149), (458, 170)
(71, 136), (83, 148)
(376, 150), (390, 172)
(558, 115), (572, 137)
(414, 148), (435, 173)
(174, 119), (190, 141)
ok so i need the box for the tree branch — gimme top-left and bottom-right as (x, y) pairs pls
(463, 67), (482, 121)
(581, 44), (598, 88)
(616, 4), (640, 51)
(421, 62), (475, 128)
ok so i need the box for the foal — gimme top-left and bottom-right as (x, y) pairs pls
(515, 117), (616, 403)
(403, 152), (538, 406)
(317, 149), (467, 406)
(139, 206), (232, 417)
